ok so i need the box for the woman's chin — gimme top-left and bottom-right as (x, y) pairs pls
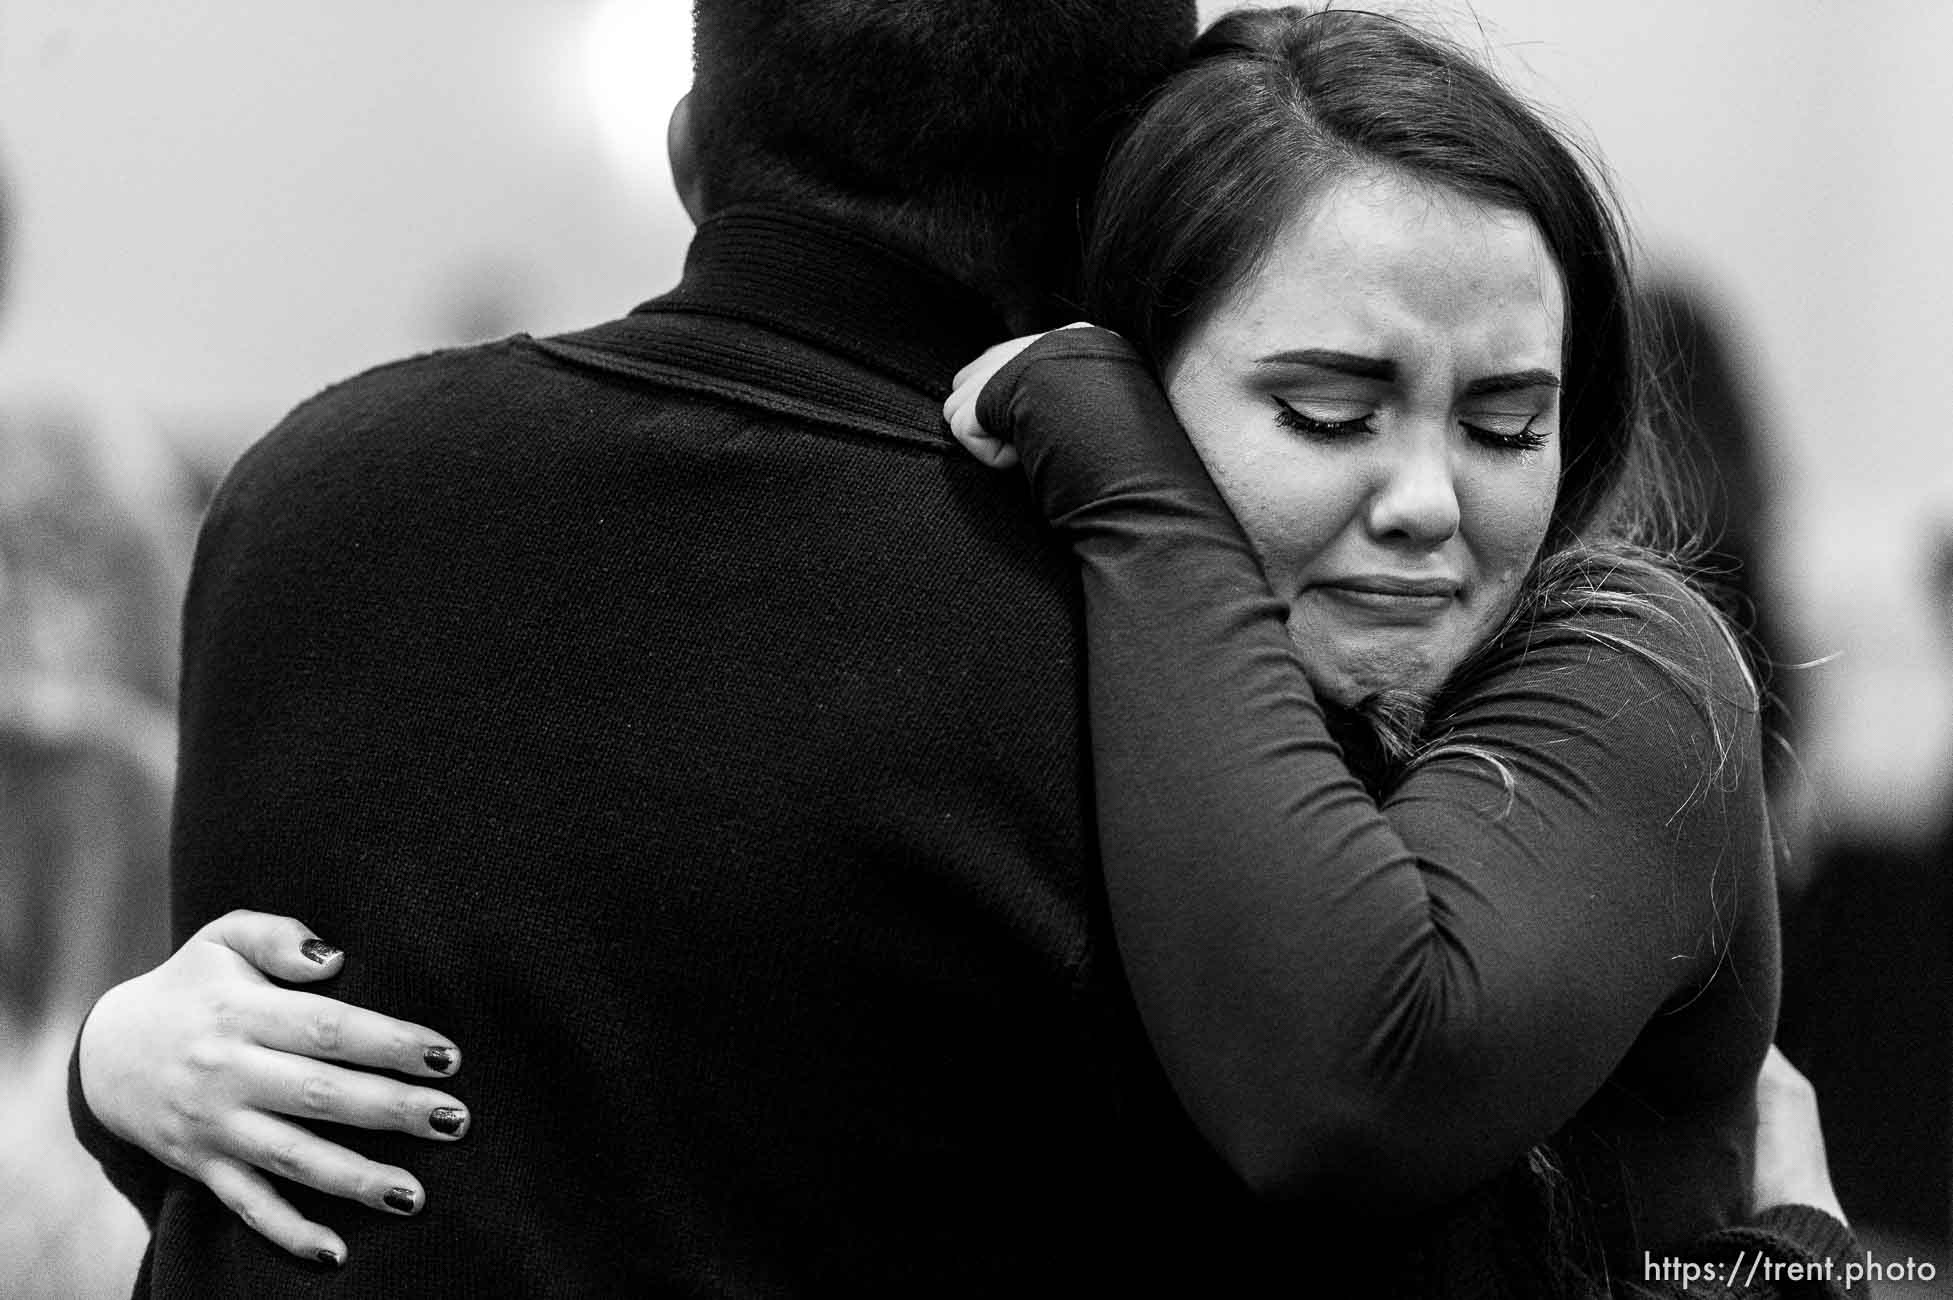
(1304, 671), (1372, 710)
(1288, 613), (1451, 705)
(1297, 646), (1449, 710)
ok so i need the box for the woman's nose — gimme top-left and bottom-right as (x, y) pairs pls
(1365, 432), (1460, 547)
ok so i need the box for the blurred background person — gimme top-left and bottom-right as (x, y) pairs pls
(0, 157), (193, 1294)
(1647, 269), (1949, 1293)
(1644, 278), (1812, 873)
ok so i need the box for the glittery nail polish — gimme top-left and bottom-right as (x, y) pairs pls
(299, 939), (342, 965)
(428, 1107), (466, 1136)
(424, 1045), (455, 1073)
(384, 1187), (417, 1213)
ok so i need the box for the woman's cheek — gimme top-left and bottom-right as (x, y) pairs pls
(1486, 462), (1559, 573)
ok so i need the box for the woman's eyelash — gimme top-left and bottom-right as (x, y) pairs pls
(1463, 420), (1549, 451)
(1273, 399), (1371, 438)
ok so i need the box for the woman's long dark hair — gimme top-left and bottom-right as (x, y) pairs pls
(1077, 9), (1762, 1293)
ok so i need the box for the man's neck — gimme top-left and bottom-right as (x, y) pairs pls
(650, 204), (1014, 395)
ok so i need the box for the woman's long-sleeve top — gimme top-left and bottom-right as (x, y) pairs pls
(976, 328), (1781, 1261)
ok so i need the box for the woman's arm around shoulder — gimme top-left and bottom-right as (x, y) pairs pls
(954, 328), (1774, 1211)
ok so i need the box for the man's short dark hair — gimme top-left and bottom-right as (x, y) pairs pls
(690, 0), (1196, 325)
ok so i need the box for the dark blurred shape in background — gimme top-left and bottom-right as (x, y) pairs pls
(1651, 273), (1950, 1268)
(1646, 279), (1806, 836)
(1778, 517), (1953, 1262)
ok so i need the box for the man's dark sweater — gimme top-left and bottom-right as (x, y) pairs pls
(71, 207), (1281, 1295)
(72, 207), (1863, 1298)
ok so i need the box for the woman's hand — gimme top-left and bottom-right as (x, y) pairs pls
(1751, 1044), (1848, 1227)
(78, 909), (469, 1266)
(943, 322), (1099, 469)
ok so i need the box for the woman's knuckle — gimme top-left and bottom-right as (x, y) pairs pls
(299, 1073), (337, 1114)
(266, 1141), (307, 1181)
(158, 1136), (195, 1174)
(208, 1000), (245, 1039)
(309, 1009), (343, 1052)
(184, 1039), (226, 1076)
(166, 1086), (210, 1130)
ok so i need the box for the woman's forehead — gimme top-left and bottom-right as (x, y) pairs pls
(1193, 169), (1566, 377)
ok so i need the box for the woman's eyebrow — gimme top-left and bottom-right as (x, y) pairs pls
(1251, 351), (1561, 396)
(1464, 369), (1561, 396)
(1253, 349), (1393, 379)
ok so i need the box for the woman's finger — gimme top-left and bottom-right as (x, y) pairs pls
(945, 331), (1072, 469)
(946, 324), (1098, 458)
(198, 909), (344, 984)
(242, 986), (461, 1079)
(943, 372), (1019, 468)
(223, 1108), (427, 1219)
(244, 1047), (472, 1140)
(198, 1155), (349, 1268)
(1751, 1043), (1847, 1224)
(947, 415), (1019, 469)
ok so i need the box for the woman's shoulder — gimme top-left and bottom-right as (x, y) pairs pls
(1432, 547), (1763, 792)
(1421, 549), (1768, 871)
(1524, 547), (1760, 706)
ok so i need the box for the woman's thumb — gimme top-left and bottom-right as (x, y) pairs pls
(200, 908), (344, 982)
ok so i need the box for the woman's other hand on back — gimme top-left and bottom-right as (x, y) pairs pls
(77, 909), (469, 1267)
(1752, 1044), (1848, 1227)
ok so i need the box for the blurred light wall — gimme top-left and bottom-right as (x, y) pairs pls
(0, 0), (693, 446)
(1, 0), (1948, 833)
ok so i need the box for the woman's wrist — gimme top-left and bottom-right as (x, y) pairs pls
(971, 326), (1219, 529)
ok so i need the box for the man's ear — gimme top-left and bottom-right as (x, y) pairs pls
(667, 92), (707, 224)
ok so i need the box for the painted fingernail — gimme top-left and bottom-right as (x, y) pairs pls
(428, 1107), (466, 1136)
(299, 939), (342, 964)
(423, 1045), (455, 1073)
(316, 1248), (343, 1267)
(384, 1187), (417, 1214)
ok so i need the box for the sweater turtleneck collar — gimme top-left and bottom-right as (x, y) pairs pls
(639, 204), (1014, 400)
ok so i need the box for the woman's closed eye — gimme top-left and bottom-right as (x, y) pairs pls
(1273, 397), (1373, 439)
(1273, 396), (1551, 453)
(1461, 411), (1551, 452)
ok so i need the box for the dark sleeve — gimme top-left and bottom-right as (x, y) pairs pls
(1652, 1205), (1868, 1299)
(67, 1003), (171, 1228)
(977, 328), (1762, 1210)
